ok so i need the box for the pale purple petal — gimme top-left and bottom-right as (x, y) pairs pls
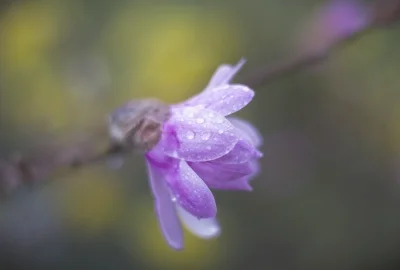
(176, 205), (220, 239)
(215, 139), (261, 164)
(181, 85), (254, 116)
(151, 124), (180, 160)
(246, 159), (261, 182)
(166, 160), (217, 219)
(146, 160), (183, 250)
(205, 58), (246, 90)
(189, 160), (255, 188)
(181, 59), (246, 108)
(228, 117), (263, 147)
(199, 84), (254, 116)
(207, 177), (253, 191)
(196, 159), (260, 191)
(166, 106), (238, 162)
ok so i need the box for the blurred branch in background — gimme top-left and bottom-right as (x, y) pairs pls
(243, 0), (400, 88)
(0, 0), (399, 198)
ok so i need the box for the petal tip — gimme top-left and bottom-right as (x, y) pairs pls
(168, 241), (184, 251)
(177, 206), (221, 239)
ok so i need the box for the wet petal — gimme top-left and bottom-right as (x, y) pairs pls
(176, 205), (220, 239)
(180, 59), (246, 108)
(146, 160), (183, 250)
(244, 159), (261, 183)
(205, 58), (246, 90)
(190, 160), (254, 184)
(207, 177), (253, 191)
(167, 160), (217, 219)
(215, 139), (260, 164)
(228, 117), (263, 147)
(184, 84), (254, 116)
(167, 106), (238, 162)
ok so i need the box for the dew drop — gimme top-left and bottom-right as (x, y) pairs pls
(196, 118), (205, 124)
(186, 131), (195, 140)
(201, 132), (211, 141)
(218, 129), (224, 134)
(171, 197), (177, 202)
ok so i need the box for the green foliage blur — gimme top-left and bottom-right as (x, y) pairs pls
(1, 0), (400, 269)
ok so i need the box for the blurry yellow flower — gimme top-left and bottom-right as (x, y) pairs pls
(103, 4), (243, 104)
(60, 169), (127, 236)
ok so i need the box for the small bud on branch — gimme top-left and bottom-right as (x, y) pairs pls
(108, 99), (171, 151)
(0, 0), (399, 198)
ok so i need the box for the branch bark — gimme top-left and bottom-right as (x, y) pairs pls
(0, 0), (399, 197)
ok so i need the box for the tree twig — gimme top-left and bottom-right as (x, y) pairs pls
(0, 0), (399, 197)
(242, 0), (400, 88)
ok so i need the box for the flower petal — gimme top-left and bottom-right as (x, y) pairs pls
(244, 159), (261, 183)
(208, 177), (253, 191)
(176, 205), (220, 239)
(146, 160), (183, 250)
(189, 160), (254, 187)
(215, 139), (260, 164)
(206, 85), (254, 116)
(180, 59), (246, 108)
(205, 58), (246, 90)
(183, 85), (254, 116)
(228, 117), (263, 147)
(167, 160), (217, 219)
(167, 106), (238, 162)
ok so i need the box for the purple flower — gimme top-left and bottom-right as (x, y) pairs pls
(294, 0), (368, 56)
(320, 0), (368, 38)
(145, 59), (262, 250)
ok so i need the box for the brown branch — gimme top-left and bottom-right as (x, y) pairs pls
(0, 0), (399, 198)
(242, 27), (372, 88)
(0, 126), (125, 197)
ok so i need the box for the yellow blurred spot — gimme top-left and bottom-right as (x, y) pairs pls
(0, 0), (85, 133)
(60, 169), (126, 236)
(3, 67), (78, 132)
(0, 1), (67, 72)
(103, 4), (243, 104)
(121, 199), (220, 269)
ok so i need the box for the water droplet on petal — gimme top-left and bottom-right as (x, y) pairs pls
(196, 118), (205, 124)
(201, 132), (211, 141)
(171, 196), (177, 202)
(218, 129), (224, 134)
(186, 131), (195, 140)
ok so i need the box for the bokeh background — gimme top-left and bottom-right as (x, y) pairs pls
(1, 0), (400, 269)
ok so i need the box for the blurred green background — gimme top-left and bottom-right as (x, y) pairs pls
(1, 0), (400, 269)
